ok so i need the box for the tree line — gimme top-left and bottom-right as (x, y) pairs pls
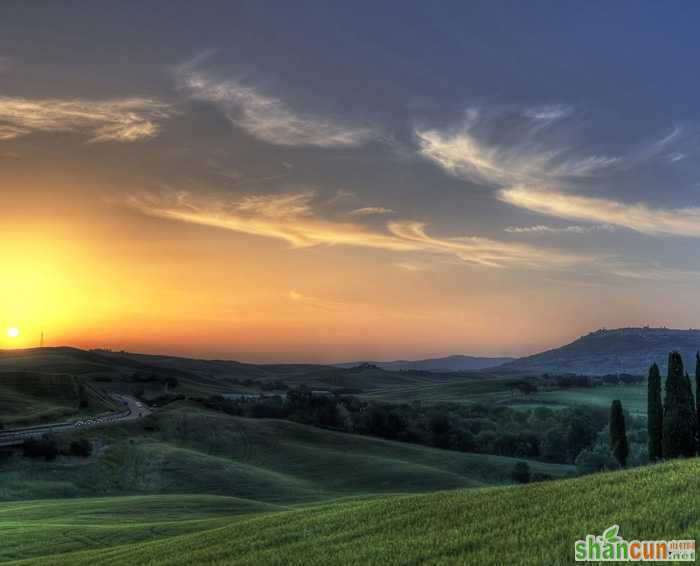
(605, 350), (700, 470)
(647, 351), (699, 461)
(199, 386), (606, 466)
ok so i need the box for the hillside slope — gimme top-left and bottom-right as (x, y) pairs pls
(0, 371), (113, 426)
(5, 459), (700, 565)
(335, 355), (514, 372)
(501, 327), (700, 375)
(0, 348), (471, 399)
(0, 403), (573, 502)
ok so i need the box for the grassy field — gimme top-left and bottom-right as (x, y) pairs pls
(522, 383), (647, 414)
(0, 371), (114, 426)
(0, 347), (677, 565)
(0, 458), (696, 565)
(0, 403), (573, 502)
(359, 373), (520, 404)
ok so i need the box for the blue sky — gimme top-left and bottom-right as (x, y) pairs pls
(2, 2), (700, 361)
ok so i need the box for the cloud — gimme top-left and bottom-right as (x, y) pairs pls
(667, 152), (685, 164)
(288, 290), (304, 301)
(0, 57), (10, 73)
(523, 104), (572, 127)
(499, 186), (700, 238)
(288, 290), (345, 311)
(233, 192), (314, 218)
(523, 105), (571, 121)
(416, 124), (618, 187)
(606, 263), (700, 282)
(175, 67), (378, 147)
(348, 206), (395, 216)
(0, 125), (28, 140)
(393, 262), (430, 272)
(0, 97), (174, 142)
(386, 221), (587, 268)
(126, 190), (591, 269)
(656, 126), (681, 147)
(127, 190), (419, 250)
(505, 224), (615, 234)
(417, 109), (699, 238)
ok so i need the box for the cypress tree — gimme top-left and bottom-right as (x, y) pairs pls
(609, 400), (629, 467)
(686, 371), (697, 456)
(663, 352), (697, 458)
(647, 363), (663, 462)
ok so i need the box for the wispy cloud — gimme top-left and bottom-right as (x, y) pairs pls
(348, 206), (395, 216)
(523, 105), (572, 121)
(233, 192), (314, 218)
(499, 186), (700, 238)
(127, 190), (419, 250)
(0, 97), (174, 142)
(0, 125), (27, 140)
(175, 66), (378, 148)
(417, 123), (618, 187)
(126, 190), (591, 269)
(523, 104), (572, 129)
(393, 261), (431, 272)
(505, 224), (615, 234)
(417, 109), (699, 238)
(386, 221), (587, 268)
(288, 290), (345, 311)
(604, 260), (700, 282)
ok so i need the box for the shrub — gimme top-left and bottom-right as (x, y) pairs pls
(23, 435), (60, 461)
(575, 445), (619, 474)
(511, 461), (531, 483)
(69, 438), (92, 457)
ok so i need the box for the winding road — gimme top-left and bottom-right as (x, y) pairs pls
(0, 395), (150, 447)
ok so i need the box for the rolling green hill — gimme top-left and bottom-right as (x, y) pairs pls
(2, 346), (645, 412)
(0, 371), (113, 426)
(2, 458), (698, 565)
(0, 403), (573, 502)
(0, 347), (477, 400)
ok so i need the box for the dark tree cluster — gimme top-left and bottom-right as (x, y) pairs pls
(511, 461), (531, 484)
(215, 377), (289, 391)
(647, 351), (698, 462)
(609, 400), (629, 467)
(509, 381), (538, 395)
(547, 375), (596, 389)
(22, 435), (93, 461)
(198, 386), (606, 466)
(543, 373), (644, 389)
(602, 374), (645, 385)
(647, 363), (663, 462)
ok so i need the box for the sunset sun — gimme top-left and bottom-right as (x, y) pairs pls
(6, 327), (20, 338)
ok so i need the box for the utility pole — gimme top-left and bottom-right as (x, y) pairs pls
(40, 331), (44, 348)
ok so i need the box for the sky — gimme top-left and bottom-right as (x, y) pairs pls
(2, 1), (700, 362)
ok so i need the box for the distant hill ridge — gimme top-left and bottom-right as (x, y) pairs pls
(500, 327), (700, 375)
(334, 354), (515, 372)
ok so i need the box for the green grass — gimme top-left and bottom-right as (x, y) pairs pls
(522, 383), (647, 414)
(359, 374), (519, 404)
(0, 403), (573, 503)
(1, 458), (698, 565)
(0, 494), (280, 563)
(0, 372), (113, 426)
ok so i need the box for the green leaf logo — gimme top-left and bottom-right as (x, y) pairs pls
(603, 525), (621, 543)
